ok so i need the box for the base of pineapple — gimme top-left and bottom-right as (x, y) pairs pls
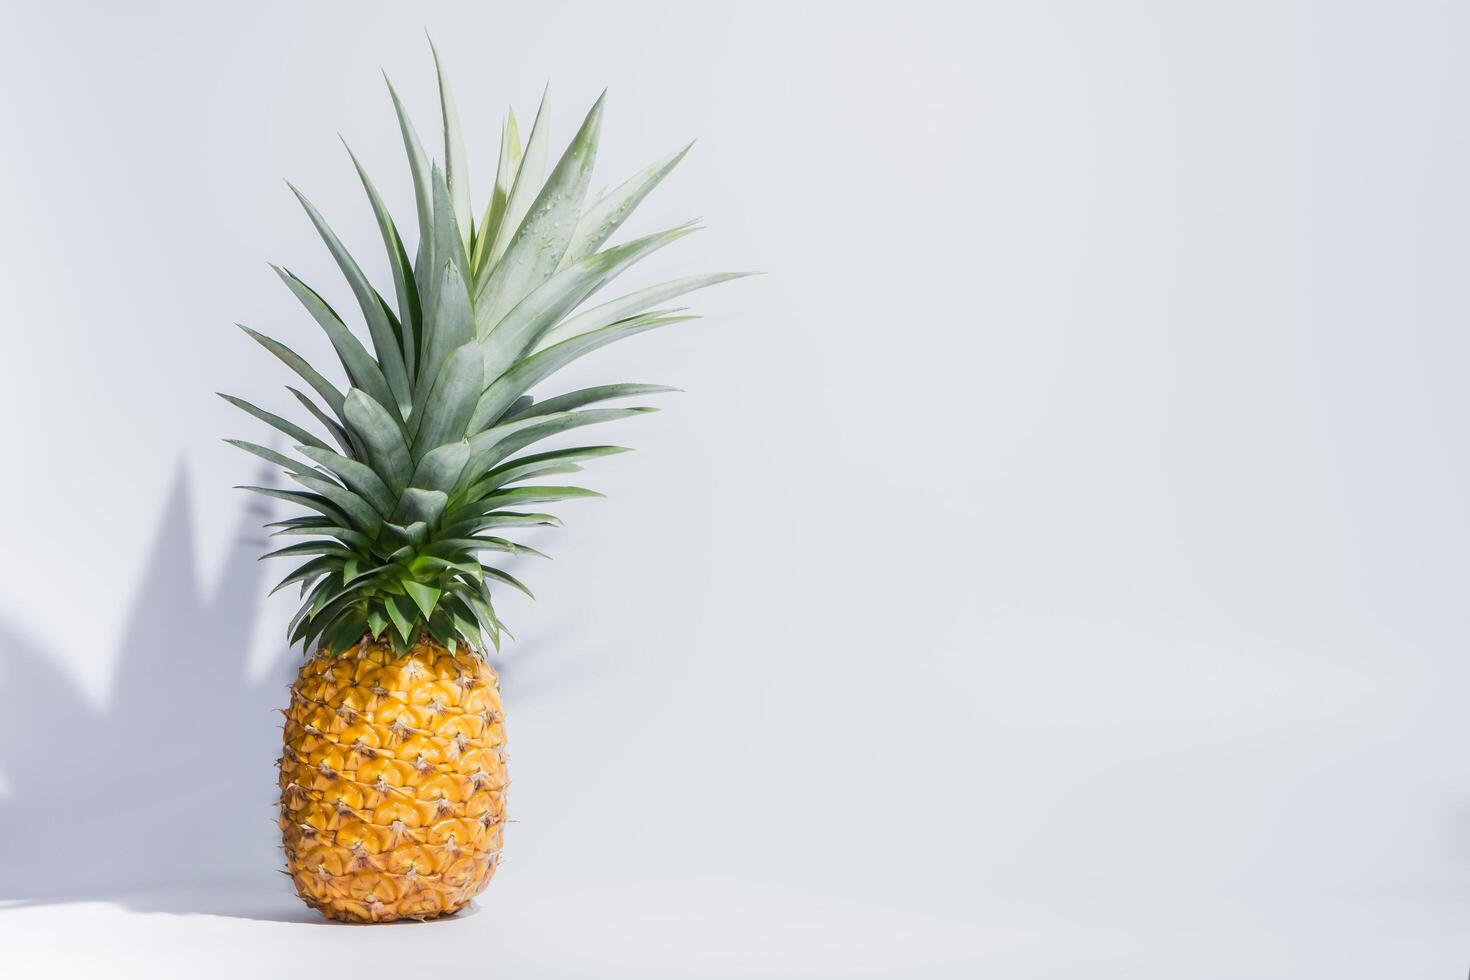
(278, 640), (508, 924)
(291, 855), (499, 923)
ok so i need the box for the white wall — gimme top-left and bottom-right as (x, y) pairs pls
(1, 1), (1467, 976)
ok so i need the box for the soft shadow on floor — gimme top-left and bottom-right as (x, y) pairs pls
(0, 463), (315, 923)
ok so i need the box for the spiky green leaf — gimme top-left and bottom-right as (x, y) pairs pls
(343, 389), (412, 492)
(411, 341), (482, 458)
(558, 142), (692, 269)
(344, 142), (420, 375)
(239, 325), (345, 418)
(294, 445), (397, 516)
(472, 111), (521, 275)
(503, 384), (676, 421)
(475, 92), (604, 331)
(287, 183), (412, 416)
(219, 393), (331, 452)
(538, 272), (753, 351)
(469, 311), (691, 432)
(430, 40), (472, 252)
(272, 266), (399, 419)
(483, 87), (550, 275)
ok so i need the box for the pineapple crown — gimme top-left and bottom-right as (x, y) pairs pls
(223, 45), (748, 657)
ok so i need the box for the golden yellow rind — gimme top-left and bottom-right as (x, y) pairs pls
(279, 640), (506, 922)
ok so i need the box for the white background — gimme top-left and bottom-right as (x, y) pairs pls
(1, 1), (1467, 976)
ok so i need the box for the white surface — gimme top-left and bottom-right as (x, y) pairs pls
(2, 1), (1469, 976)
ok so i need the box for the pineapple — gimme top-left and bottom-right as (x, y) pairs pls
(225, 47), (746, 923)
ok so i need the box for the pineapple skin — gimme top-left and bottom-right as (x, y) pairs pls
(278, 640), (507, 922)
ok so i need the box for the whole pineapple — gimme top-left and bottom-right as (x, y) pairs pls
(225, 47), (745, 922)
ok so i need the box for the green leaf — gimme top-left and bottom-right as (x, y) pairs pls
(296, 591), (363, 649)
(430, 39), (472, 253)
(447, 485), (602, 527)
(343, 389), (412, 492)
(272, 266), (400, 420)
(268, 522), (330, 537)
(290, 576), (339, 639)
(469, 308), (689, 431)
(538, 272), (753, 351)
(476, 485), (603, 509)
(437, 511), (563, 539)
(287, 183), (412, 417)
(440, 592), (483, 650)
(260, 540), (356, 561)
(484, 461), (582, 489)
(462, 586), (501, 638)
(224, 439), (315, 478)
(482, 86), (550, 275)
(418, 165), (471, 353)
(410, 440), (471, 494)
(218, 393), (330, 452)
(403, 579), (442, 619)
(367, 606), (389, 640)
(288, 470), (383, 533)
(343, 143), (420, 377)
(294, 445), (397, 517)
(478, 536), (549, 558)
(382, 521), (430, 550)
(414, 260), (475, 419)
(482, 565), (534, 599)
(503, 384), (676, 421)
(268, 523), (375, 552)
(324, 612), (368, 655)
(471, 462), (579, 496)
(344, 562), (393, 585)
(411, 341), (482, 459)
(558, 142), (692, 269)
(269, 554), (346, 596)
(431, 537), (546, 559)
(384, 594), (416, 644)
(384, 73), (435, 294)
(476, 222), (697, 379)
(462, 408), (653, 485)
(486, 444), (629, 475)
(426, 609), (455, 650)
(236, 485), (353, 527)
(409, 555), (482, 580)
(393, 487), (448, 528)
(472, 110), (521, 276)
(475, 92), (604, 331)
(239, 325), (344, 417)
(287, 387), (356, 456)
(464, 445), (630, 499)
(266, 515), (334, 530)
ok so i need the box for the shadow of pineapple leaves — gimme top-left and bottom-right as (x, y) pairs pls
(0, 462), (591, 923)
(0, 465), (308, 921)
